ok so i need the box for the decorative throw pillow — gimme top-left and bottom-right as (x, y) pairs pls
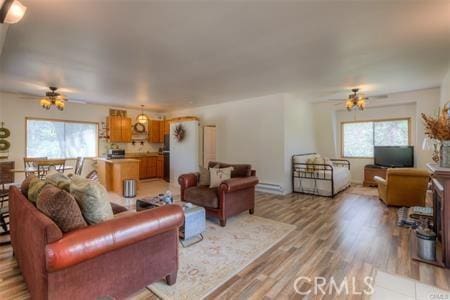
(21, 174), (37, 196)
(70, 175), (113, 225)
(312, 157), (333, 169)
(305, 157), (316, 172)
(28, 178), (48, 203)
(46, 171), (71, 191)
(37, 185), (87, 233)
(198, 164), (219, 186)
(209, 167), (234, 188)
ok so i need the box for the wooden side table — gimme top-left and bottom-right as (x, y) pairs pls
(363, 165), (387, 187)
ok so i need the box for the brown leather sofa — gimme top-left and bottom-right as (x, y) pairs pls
(374, 168), (430, 207)
(179, 162), (259, 226)
(9, 186), (184, 300)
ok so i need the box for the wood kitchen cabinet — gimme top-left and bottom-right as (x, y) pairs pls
(138, 155), (164, 179)
(164, 120), (170, 135)
(149, 120), (161, 143)
(156, 156), (164, 178)
(108, 116), (132, 143)
(148, 120), (169, 143)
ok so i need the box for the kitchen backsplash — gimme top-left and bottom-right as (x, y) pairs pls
(99, 139), (162, 156)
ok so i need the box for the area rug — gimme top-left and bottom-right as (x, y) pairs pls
(346, 185), (379, 197)
(148, 214), (296, 300)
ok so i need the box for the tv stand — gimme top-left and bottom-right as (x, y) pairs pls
(363, 165), (387, 187)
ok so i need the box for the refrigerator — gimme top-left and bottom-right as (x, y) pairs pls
(170, 120), (200, 183)
(163, 134), (170, 182)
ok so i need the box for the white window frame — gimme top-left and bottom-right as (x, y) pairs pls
(341, 118), (411, 158)
(25, 117), (99, 159)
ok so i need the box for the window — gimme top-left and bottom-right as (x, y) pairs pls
(26, 119), (98, 159)
(342, 119), (409, 158)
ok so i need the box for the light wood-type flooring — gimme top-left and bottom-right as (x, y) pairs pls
(1, 187), (449, 299)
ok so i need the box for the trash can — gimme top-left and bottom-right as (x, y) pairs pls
(416, 228), (436, 261)
(123, 179), (136, 198)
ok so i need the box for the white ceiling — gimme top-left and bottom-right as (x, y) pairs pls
(0, 0), (449, 111)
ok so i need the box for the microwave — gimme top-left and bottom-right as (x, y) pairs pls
(107, 149), (125, 159)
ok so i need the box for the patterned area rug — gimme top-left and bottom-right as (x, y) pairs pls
(148, 214), (296, 300)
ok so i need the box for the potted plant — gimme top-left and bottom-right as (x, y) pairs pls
(422, 105), (450, 167)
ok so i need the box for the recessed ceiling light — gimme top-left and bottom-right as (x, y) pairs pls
(0, 0), (27, 24)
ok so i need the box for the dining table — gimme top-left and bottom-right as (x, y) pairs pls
(10, 166), (74, 174)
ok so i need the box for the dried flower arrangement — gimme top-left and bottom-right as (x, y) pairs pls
(421, 106), (450, 141)
(173, 124), (185, 142)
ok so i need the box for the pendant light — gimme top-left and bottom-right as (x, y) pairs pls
(136, 105), (149, 124)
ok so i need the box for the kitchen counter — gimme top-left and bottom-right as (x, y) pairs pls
(96, 158), (140, 195)
(96, 157), (140, 163)
(125, 152), (163, 158)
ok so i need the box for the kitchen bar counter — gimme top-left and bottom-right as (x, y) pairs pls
(96, 157), (140, 163)
(125, 152), (163, 158)
(96, 158), (140, 195)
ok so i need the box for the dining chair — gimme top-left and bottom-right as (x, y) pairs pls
(23, 157), (47, 177)
(36, 159), (66, 180)
(74, 157), (85, 176)
(0, 161), (14, 245)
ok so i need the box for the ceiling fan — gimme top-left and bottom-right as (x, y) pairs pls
(19, 86), (87, 110)
(39, 86), (68, 110)
(327, 88), (388, 111)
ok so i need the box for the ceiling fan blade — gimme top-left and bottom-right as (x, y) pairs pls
(67, 99), (87, 104)
(368, 95), (388, 100)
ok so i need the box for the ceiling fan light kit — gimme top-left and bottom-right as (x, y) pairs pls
(0, 0), (26, 24)
(40, 86), (67, 111)
(345, 88), (367, 111)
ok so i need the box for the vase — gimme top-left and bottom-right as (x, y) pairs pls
(440, 141), (450, 168)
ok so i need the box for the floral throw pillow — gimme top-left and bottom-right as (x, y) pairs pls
(209, 167), (234, 188)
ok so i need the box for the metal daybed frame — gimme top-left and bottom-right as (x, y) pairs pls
(292, 153), (350, 197)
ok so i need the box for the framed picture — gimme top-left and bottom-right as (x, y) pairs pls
(109, 109), (127, 117)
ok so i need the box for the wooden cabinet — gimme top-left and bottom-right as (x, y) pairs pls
(138, 155), (164, 179)
(149, 120), (161, 143)
(121, 117), (132, 142)
(108, 116), (132, 143)
(164, 120), (170, 135)
(157, 156), (164, 178)
(159, 121), (165, 142)
(426, 163), (450, 268)
(363, 165), (387, 187)
(149, 120), (167, 143)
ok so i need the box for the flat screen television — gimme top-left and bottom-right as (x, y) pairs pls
(374, 146), (414, 167)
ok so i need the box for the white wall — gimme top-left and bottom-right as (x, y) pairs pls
(169, 93), (316, 194)
(170, 120), (199, 183)
(313, 88), (440, 183)
(441, 66), (450, 106)
(283, 94), (316, 192)
(0, 92), (163, 181)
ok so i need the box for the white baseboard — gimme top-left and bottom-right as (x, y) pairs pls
(256, 183), (287, 195)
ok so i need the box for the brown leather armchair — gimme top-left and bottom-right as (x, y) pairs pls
(9, 186), (184, 300)
(374, 168), (430, 207)
(179, 162), (259, 226)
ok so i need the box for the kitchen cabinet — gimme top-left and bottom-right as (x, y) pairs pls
(159, 120), (165, 142)
(164, 120), (170, 135)
(108, 116), (132, 143)
(138, 155), (164, 179)
(149, 120), (161, 143)
(156, 156), (164, 178)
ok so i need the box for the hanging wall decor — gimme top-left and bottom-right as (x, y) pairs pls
(173, 124), (185, 142)
(0, 122), (10, 158)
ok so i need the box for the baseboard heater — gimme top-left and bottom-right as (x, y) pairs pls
(256, 183), (284, 194)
